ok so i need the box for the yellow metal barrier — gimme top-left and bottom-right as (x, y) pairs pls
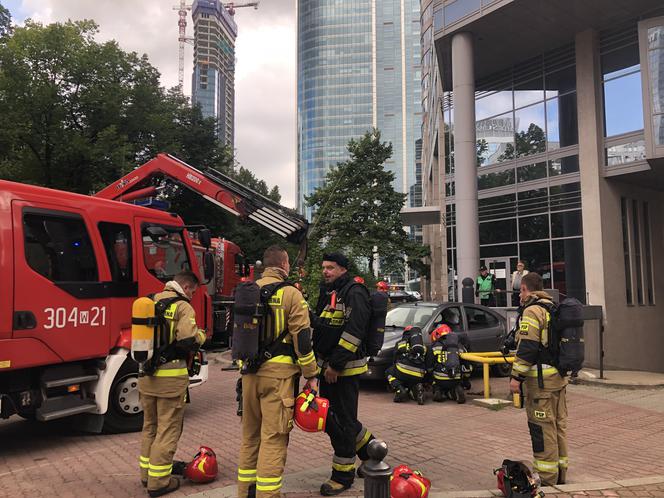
(460, 352), (514, 399)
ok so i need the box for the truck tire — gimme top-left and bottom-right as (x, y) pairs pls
(103, 357), (143, 434)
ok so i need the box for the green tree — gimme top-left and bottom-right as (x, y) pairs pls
(0, 19), (288, 263)
(0, 2), (10, 38)
(498, 123), (546, 162)
(304, 129), (429, 301)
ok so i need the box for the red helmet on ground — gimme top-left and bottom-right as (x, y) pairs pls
(391, 465), (431, 498)
(376, 281), (389, 291)
(184, 446), (218, 484)
(354, 276), (365, 284)
(294, 390), (329, 432)
(430, 324), (452, 342)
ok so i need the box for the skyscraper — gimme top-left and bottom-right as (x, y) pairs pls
(191, 0), (236, 147)
(297, 0), (422, 216)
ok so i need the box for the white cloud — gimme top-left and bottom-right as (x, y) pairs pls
(15, 0), (298, 207)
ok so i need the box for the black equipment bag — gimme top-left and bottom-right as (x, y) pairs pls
(526, 297), (585, 376)
(232, 280), (294, 369)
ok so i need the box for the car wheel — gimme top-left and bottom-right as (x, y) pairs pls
(103, 357), (143, 434)
(492, 362), (512, 377)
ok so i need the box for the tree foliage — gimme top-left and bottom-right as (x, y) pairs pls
(303, 129), (429, 300)
(0, 19), (284, 262)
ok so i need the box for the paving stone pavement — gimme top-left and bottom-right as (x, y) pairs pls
(1, 363), (663, 498)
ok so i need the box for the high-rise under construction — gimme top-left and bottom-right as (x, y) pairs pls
(191, 0), (237, 147)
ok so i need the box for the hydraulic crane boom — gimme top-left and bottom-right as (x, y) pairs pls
(95, 154), (309, 246)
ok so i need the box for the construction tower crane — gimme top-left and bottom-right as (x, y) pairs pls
(223, 1), (259, 16)
(173, 0), (194, 90)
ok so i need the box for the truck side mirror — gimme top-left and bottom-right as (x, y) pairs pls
(203, 251), (215, 282)
(198, 228), (212, 249)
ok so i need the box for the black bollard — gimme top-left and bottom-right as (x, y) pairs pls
(461, 277), (475, 304)
(363, 439), (391, 498)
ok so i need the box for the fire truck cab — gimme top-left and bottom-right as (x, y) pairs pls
(0, 180), (212, 433)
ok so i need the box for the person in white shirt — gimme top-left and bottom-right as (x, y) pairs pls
(511, 261), (529, 307)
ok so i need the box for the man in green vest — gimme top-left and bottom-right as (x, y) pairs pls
(476, 265), (496, 307)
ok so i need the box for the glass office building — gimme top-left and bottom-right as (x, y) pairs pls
(297, 0), (422, 216)
(419, 0), (664, 373)
(191, 0), (237, 146)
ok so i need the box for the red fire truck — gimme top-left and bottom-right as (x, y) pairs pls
(0, 154), (308, 432)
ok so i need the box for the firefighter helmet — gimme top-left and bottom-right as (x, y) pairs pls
(354, 276), (365, 284)
(376, 281), (389, 291)
(183, 446), (218, 484)
(294, 390), (329, 432)
(494, 460), (541, 498)
(430, 324), (452, 342)
(390, 465), (431, 498)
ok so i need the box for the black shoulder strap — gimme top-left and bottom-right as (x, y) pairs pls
(259, 281), (295, 357)
(260, 281), (293, 302)
(338, 280), (370, 301)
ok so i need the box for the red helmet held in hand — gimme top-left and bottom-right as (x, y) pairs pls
(430, 324), (452, 342)
(390, 465), (431, 498)
(184, 446), (218, 484)
(294, 389), (329, 432)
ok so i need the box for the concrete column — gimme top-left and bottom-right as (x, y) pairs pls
(575, 30), (607, 307)
(451, 32), (479, 301)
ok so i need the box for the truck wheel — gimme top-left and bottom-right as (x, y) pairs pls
(103, 358), (143, 434)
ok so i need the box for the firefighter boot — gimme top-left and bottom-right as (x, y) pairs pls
(413, 383), (425, 405)
(320, 479), (351, 496)
(393, 388), (409, 403)
(432, 385), (445, 402)
(148, 477), (180, 497)
(455, 384), (466, 404)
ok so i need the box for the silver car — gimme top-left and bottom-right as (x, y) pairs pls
(362, 302), (511, 381)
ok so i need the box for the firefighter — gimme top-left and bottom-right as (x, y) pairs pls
(385, 326), (427, 404)
(430, 324), (470, 403)
(139, 271), (207, 497)
(312, 253), (378, 496)
(237, 246), (319, 498)
(509, 272), (568, 487)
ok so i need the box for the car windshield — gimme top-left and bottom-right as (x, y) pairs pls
(385, 306), (435, 328)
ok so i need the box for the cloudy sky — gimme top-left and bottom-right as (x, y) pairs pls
(4, 0), (299, 207)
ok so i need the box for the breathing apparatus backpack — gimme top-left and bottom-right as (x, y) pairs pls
(522, 297), (585, 377)
(231, 280), (295, 373)
(337, 281), (389, 357)
(131, 295), (187, 375)
(433, 332), (461, 379)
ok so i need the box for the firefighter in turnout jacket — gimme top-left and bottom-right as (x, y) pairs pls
(430, 324), (470, 403)
(510, 272), (568, 487)
(139, 271), (207, 497)
(385, 326), (428, 404)
(312, 253), (377, 496)
(237, 246), (319, 498)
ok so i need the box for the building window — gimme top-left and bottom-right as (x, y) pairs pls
(601, 29), (644, 137)
(621, 197), (655, 306)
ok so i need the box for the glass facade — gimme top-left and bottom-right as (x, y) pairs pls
(297, 0), (422, 217)
(191, 0), (237, 146)
(647, 25), (664, 145)
(443, 43), (586, 303)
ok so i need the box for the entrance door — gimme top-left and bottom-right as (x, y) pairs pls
(482, 258), (513, 307)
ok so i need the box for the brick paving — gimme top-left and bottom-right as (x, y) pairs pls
(1, 361), (663, 498)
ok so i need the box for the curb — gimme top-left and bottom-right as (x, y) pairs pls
(574, 378), (664, 390)
(189, 475), (664, 498)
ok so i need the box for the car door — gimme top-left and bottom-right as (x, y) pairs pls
(462, 305), (503, 352)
